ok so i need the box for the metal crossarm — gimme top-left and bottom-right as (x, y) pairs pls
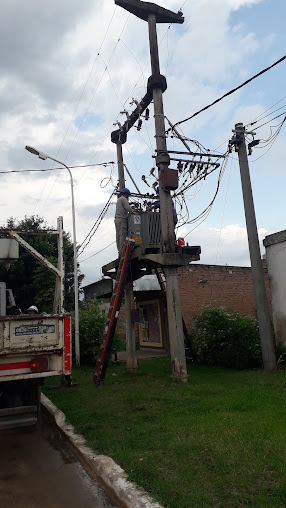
(93, 238), (135, 385)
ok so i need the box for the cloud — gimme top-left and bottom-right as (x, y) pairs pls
(0, 0), (284, 285)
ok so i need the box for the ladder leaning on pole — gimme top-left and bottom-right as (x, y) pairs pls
(93, 237), (135, 386)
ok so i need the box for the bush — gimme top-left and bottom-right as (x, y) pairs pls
(74, 300), (125, 366)
(190, 306), (262, 369)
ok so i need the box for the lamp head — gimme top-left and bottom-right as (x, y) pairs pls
(25, 145), (48, 160)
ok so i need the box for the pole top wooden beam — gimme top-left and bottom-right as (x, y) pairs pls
(114, 0), (184, 24)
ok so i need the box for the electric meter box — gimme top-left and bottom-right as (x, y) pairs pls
(0, 239), (19, 265)
(160, 167), (178, 190)
(128, 212), (162, 246)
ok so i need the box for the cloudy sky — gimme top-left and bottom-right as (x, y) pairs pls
(1, 0), (285, 286)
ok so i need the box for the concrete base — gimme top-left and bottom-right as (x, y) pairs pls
(41, 394), (163, 508)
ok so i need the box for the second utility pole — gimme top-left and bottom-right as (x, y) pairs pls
(232, 123), (276, 371)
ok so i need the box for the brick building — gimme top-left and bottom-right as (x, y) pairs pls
(177, 262), (271, 333)
(84, 261), (271, 351)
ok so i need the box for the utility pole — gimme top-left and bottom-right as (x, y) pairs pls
(231, 123), (276, 371)
(116, 138), (138, 370)
(115, 0), (188, 381)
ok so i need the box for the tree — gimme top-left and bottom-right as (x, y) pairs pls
(0, 215), (84, 313)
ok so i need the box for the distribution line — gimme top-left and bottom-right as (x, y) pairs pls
(173, 55), (286, 128)
(0, 162), (113, 175)
(245, 96), (286, 126)
(37, 13), (130, 217)
(80, 241), (116, 262)
(33, 7), (119, 215)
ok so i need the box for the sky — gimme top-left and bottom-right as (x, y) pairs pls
(0, 0), (285, 287)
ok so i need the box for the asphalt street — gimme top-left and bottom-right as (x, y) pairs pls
(0, 419), (116, 508)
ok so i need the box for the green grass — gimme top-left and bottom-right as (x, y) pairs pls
(43, 359), (286, 508)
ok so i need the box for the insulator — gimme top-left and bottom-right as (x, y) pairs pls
(137, 119), (143, 131)
(145, 108), (150, 120)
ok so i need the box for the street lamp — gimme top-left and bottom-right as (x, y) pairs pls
(25, 145), (80, 367)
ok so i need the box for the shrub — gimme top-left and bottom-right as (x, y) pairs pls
(73, 300), (125, 366)
(190, 306), (262, 369)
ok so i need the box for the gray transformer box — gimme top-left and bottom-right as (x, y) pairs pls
(128, 212), (162, 246)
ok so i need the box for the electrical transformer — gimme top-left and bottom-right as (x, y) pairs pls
(128, 211), (162, 246)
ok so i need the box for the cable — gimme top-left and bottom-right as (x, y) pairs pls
(32, 7), (119, 213)
(247, 103), (286, 127)
(251, 117), (286, 161)
(245, 96), (286, 127)
(55, 6), (118, 163)
(37, 14), (131, 216)
(183, 155), (229, 238)
(251, 111), (286, 131)
(80, 241), (116, 262)
(0, 162), (114, 175)
(173, 55), (286, 128)
(64, 14), (131, 164)
(78, 190), (116, 256)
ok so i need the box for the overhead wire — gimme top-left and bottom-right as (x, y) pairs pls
(80, 241), (116, 262)
(245, 96), (286, 126)
(37, 14), (131, 217)
(0, 162), (113, 175)
(183, 154), (230, 238)
(251, 117), (286, 162)
(250, 111), (286, 131)
(173, 55), (286, 128)
(78, 189), (116, 256)
(63, 14), (131, 164)
(32, 6), (119, 215)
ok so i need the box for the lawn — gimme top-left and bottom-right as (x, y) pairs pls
(43, 359), (286, 508)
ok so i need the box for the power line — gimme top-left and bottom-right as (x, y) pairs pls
(245, 96), (286, 127)
(0, 162), (114, 175)
(80, 241), (116, 262)
(78, 190), (116, 256)
(252, 111), (286, 131)
(36, 13), (130, 216)
(173, 55), (286, 128)
(54, 6), (118, 164)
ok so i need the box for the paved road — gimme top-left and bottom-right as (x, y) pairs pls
(0, 419), (116, 508)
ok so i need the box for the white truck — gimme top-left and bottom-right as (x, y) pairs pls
(0, 217), (72, 429)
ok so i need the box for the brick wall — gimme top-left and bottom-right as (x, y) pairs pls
(178, 263), (271, 332)
(115, 262), (272, 340)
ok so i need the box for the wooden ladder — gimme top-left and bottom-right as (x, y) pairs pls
(93, 237), (135, 385)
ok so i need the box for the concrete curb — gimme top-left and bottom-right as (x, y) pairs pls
(41, 394), (163, 508)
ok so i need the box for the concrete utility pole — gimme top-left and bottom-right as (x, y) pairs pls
(233, 123), (276, 371)
(116, 139), (138, 370)
(115, 0), (188, 381)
